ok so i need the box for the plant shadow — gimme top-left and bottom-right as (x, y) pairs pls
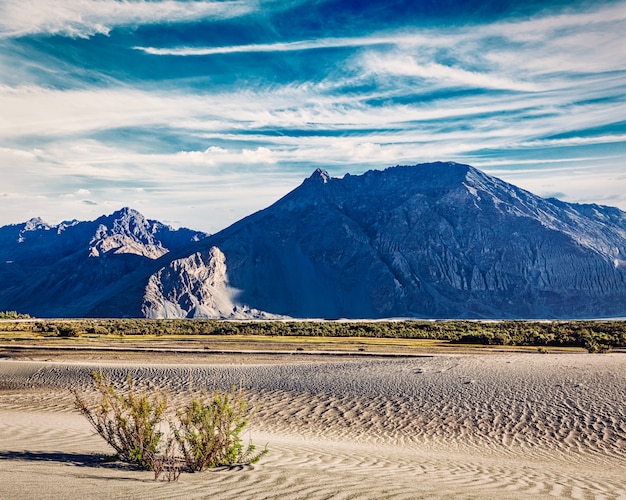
(0, 450), (140, 472)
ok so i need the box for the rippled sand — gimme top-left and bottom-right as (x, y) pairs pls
(1, 353), (625, 499)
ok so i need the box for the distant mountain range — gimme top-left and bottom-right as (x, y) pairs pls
(0, 207), (206, 317)
(2, 162), (626, 319)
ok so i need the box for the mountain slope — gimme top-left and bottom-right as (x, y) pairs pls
(141, 163), (626, 319)
(0, 208), (206, 317)
(2, 163), (625, 319)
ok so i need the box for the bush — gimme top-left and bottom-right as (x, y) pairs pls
(73, 372), (267, 480)
(57, 324), (80, 337)
(584, 339), (611, 353)
(73, 372), (167, 468)
(0, 311), (30, 319)
(172, 388), (268, 472)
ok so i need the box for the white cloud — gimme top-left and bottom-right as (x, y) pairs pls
(242, 147), (275, 164)
(484, 3), (626, 44)
(362, 53), (540, 92)
(515, 135), (626, 148)
(0, 83), (467, 138)
(0, 0), (258, 39)
(134, 33), (435, 56)
(1, 1), (626, 231)
(176, 145), (275, 165)
(0, 145), (41, 160)
(486, 162), (626, 210)
(0, 85), (219, 138)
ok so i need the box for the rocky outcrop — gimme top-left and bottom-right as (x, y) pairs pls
(141, 246), (273, 319)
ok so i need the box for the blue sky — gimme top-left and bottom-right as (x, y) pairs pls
(1, 0), (625, 233)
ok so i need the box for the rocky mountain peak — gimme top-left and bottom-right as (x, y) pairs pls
(105, 207), (150, 232)
(22, 217), (51, 231)
(17, 217), (53, 243)
(306, 168), (332, 184)
(89, 208), (176, 259)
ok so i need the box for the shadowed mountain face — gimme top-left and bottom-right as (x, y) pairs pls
(2, 163), (626, 319)
(0, 208), (206, 317)
(143, 162), (626, 319)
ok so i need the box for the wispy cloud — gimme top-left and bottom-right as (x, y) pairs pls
(0, 0), (258, 39)
(515, 135), (626, 148)
(135, 3), (626, 79)
(134, 33), (434, 56)
(361, 53), (540, 92)
(0, 0), (625, 230)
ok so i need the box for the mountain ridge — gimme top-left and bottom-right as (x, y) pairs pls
(137, 162), (626, 319)
(0, 208), (207, 317)
(2, 162), (626, 319)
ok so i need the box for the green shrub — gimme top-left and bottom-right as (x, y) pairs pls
(57, 324), (79, 337)
(584, 339), (611, 353)
(73, 372), (167, 469)
(172, 388), (267, 472)
(0, 311), (31, 319)
(74, 373), (267, 480)
(11, 317), (626, 349)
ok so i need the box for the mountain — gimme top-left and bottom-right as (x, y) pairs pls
(140, 162), (626, 319)
(0, 208), (206, 317)
(2, 163), (626, 319)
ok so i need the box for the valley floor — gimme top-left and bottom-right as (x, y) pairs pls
(0, 348), (624, 499)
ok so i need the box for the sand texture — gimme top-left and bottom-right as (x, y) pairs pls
(0, 353), (625, 499)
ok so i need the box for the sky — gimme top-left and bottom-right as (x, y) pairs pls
(1, 0), (625, 233)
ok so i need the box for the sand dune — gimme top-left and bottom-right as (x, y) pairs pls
(1, 353), (625, 499)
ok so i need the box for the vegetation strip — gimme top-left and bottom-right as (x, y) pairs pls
(0, 343), (428, 358)
(2, 317), (625, 352)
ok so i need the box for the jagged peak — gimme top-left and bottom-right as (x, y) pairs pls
(22, 217), (52, 231)
(107, 207), (145, 221)
(16, 217), (53, 243)
(302, 163), (477, 192)
(307, 168), (332, 184)
(97, 207), (161, 235)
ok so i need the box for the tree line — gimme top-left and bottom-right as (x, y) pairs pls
(1, 318), (624, 351)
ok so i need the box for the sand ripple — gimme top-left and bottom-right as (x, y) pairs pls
(1, 353), (625, 499)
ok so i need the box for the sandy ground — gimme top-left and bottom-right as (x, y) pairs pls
(0, 351), (624, 499)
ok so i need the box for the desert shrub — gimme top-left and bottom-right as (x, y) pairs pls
(452, 331), (509, 345)
(172, 387), (268, 472)
(73, 372), (167, 468)
(85, 325), (109, 335)
(57, 324), (79, 337)
(74, 373), (267, 480)
(583, 339), (611, 353)
(0, 310), (30, 319)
